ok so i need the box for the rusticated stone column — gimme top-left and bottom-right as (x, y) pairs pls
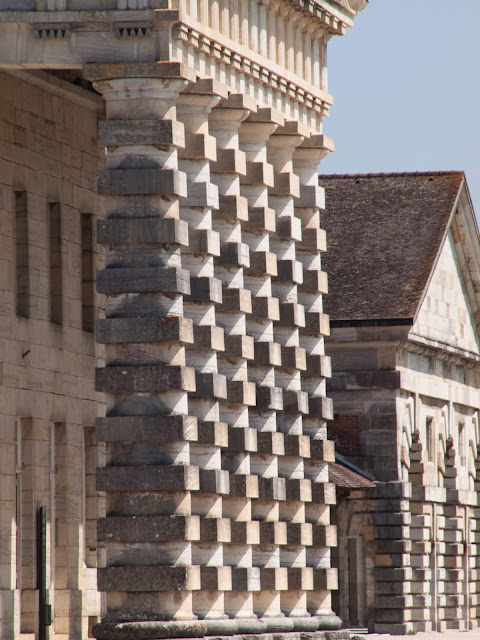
(208, 94), (260, 629)
(176, 78), (232, 623)
(84, 62), (205, 639)
(85, 61), (343, 640)
(293, 134), (338, 622)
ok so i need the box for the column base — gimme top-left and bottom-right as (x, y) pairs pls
(93, 615), (343, 639)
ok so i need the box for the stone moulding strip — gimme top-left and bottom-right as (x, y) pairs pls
(0, 10), (179, 25)
(287, 0), (351, 34)
(92, 620), (348, 639)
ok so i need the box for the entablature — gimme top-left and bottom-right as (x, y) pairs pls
(0, 0), (364, 131)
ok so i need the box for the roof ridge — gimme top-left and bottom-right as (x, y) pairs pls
(318, 170), (465, 179)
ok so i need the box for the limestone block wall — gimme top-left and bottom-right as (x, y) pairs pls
(86, 61), (338, 640)
(0, 69), (105, 639)
(328, 333), (480, 634)
(412, 230), (480, 355)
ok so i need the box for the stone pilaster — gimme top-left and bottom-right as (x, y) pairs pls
(236, 105), (288, 625)
(177, 78), (232, 623)
(293, 134), (338, 624)
(209, 94), (260, 627)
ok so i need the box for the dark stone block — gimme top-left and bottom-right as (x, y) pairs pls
(99, 119), (185, 148)
(92, 619), (207, 640)
(96, 464), (199, 492)
(258, 477), (286, 501)
(192, 372), (227, 400)
(199, 469), (229, 494)
(97, 266), (190, 295)
(97, 317), (193, 345)
(254, 341), (282, 366)
(256, 386), (283, 411)
(95, 364), (195, 393)
(97, 217), (188, 246)
(97, 565), (198, 592)
(98, 168), (187, 197)
(97, 514), (198, 543)
(187, 276), (222, 304)
(96, 414), (198, 443)
(193, 325), (225, 351)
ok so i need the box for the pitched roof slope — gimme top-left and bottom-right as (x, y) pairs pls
(319, 172), (465, 323)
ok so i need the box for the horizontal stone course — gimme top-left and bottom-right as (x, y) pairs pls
(95, 364), (196, 393)
(96, 464), (200, 492)
(97, 266), (190, 295)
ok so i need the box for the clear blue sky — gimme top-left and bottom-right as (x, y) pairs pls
(321, 0), (480, 213)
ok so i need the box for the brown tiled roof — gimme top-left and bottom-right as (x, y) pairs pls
(328, 461), (375, 489)
(319, 171), (465, 323)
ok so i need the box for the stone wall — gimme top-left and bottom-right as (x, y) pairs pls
(0, 69), (105, 639)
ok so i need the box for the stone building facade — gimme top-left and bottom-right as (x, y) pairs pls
(0, 70), (106, 638)
(321, 172), (480, 634)
(0, 2), (366, 639)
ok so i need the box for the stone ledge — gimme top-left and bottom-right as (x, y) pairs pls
(92, 619), (345, 639)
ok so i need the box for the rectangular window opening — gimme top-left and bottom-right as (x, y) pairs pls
(426, 417), (435, 463)
(459, 422), (466, 467)
(49, 203), (63, 325)
(84, 427), (97, 568)
(15, 191), (29, 318)
(81, 214), (95, 333)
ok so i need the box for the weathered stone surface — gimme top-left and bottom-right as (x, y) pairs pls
(97, 514), (200, 542)
(254, 342), (282, 366)
(84, 62), (195, 82)
(93, 620), (207, 640)
(278, 302), (305, 327)
(224, 334), (254, 359)
(96, 464), (200, 492)
(98, 169), (187, 197)
(218, 242), (250, 268)
(0, 1), (365, 633)
(97, 266), (190, 295)
(96, 415), (198, 443)
(244, 207), (276, 232)
(98, 565), (201, 592)
(248, 250), (277, 276)
(187, 276), (222, 303)
(257, 431), (284, 455)
(97, 217), (189, 246)
(199, 469), (230, 494)
(256, 386), (283, 411)
(95, 364), (196, 393)
(97, 317), (194, 344)
(252, 296), (280, 321)
(193, 325), (225, 351)
(281, 346), (307, 370)
(310, 439), (335, 462)
(226, 379), (256, 405)
(222, 288), (252, 314)
(192, 372), (227, 400)
(98, 119), (185, 147)
(308, 396), (333, 420)
(228, 426), (257, 452)
(216, 195), (249, 221)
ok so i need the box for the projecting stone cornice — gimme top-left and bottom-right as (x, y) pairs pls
(401, 335), (480, 371)
(0, 0), (361, 130)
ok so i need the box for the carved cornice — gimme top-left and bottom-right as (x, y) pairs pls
(174, 22), (331, 117)
(286, 0), (355, 33)
(399, 336), (480, 371)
